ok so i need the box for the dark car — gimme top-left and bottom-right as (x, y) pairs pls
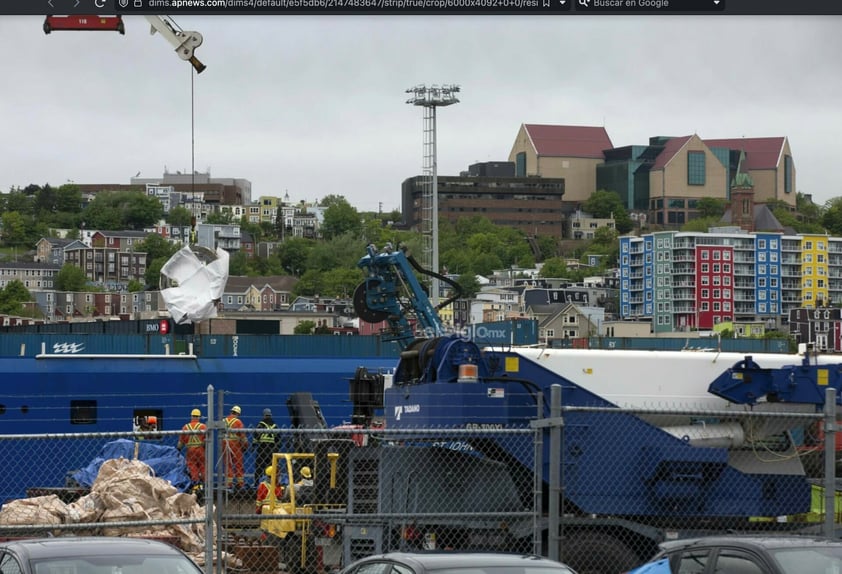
(339, 552), (578, 574)
(0, 537), (203, 574)
(640, 535), (842, 574)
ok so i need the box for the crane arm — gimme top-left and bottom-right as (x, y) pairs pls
(354, 244), (448, 349)
(144, 16), (206, 74)
(44, 15), (205, 73)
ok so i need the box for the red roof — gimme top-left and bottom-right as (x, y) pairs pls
(703, 137), (786, 170)
(651, 135), (693, 170)
(523, 124), (613, 159)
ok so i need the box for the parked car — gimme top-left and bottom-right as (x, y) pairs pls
(633, 535), (842, 574)
(0, 537), (202, 574)
(339, 551), (578, 574)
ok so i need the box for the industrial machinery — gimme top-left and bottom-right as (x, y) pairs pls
(348, 243), (842, 573)
(44, 15), (206, 73)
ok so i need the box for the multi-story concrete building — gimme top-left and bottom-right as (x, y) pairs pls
(131, 171), (252, 206)
(0, 262), (60, 290)
(196, 223), (241, 252)
(619, 229), (842, 333)
(508, 124), (612, 203)
(401, 174), (566, 238)
(599, 135), (796, 226)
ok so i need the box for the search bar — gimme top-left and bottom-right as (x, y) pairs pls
(574, 0), (724, 12)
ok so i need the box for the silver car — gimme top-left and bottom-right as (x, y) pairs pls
(0, 537), (203, 574)
(339, 552), (578, 574)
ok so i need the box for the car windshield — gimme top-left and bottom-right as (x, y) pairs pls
(31, 554), (203, 574)
(771, 547), (842, 574)
(430, 567), (575, 574)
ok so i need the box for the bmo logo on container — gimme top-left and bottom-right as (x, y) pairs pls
(145, 320), (171, 334)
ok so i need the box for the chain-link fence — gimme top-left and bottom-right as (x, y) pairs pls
(0, 386), (839, 574)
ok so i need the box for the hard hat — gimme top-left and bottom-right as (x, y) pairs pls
(191, 409), (201, 417)
(147, 416), (157, 425)
(231, 405), (241, 415)
(265, 466), (275, 476)
(300, 466), (311, 479)
(263, 408), (272, 417)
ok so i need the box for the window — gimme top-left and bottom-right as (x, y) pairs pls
(714, 550), (765, 574)
(687, 151), (706, 185)
(0, 552), (23, 574)
(784, 155), (793, 194)
(71, 400), (97, 425)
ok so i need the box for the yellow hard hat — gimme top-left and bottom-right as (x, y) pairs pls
(265, 466), (275, 476)
(300, 466), (311, 479)
(231, 405), (241, 415)
(191, 409), (201, 417)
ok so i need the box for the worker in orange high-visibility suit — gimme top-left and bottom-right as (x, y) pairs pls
(223, 405), (249, 489)
(177, 409), (207, 487)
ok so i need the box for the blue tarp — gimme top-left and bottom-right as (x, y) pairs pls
(71, 439), (192, 492)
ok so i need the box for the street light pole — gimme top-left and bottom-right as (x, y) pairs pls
(406, 84), (460, 307)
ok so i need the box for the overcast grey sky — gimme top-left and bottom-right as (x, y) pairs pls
(1, 16), (840, 213)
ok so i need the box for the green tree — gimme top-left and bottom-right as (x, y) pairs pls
(293, 269), (323, 297)
(55, 264), (88, 291)
(535, 235), (558, 260)
(206, 210), (234, 224)
(681, 216), (723, 233)
(55, 184), (83, 214)
(0, 280), (31, 315)
(127, 279), (145, 292)
(592, 226), (618, 247)
(539, 257), (567, 278)
(228, 251), (250, 276)
(822, 197), (842, 235)
(582, 190), (634, 234)
(696, 197), (727, 219)
(0, 212), (28, 246)
(294, 320), (316, 334)
(320, 268), (364, 299)
(81, 191), (163, 230)
(454, 273), (481, 299)
(137, 233), (179, 261)
(321, 196), (361, 240)
(168, 206), (193, 228)
(279, 238), (312, 276)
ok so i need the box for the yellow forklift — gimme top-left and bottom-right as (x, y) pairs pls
(259, 451), (343, 574)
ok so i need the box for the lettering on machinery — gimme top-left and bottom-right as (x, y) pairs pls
(393, 404), (421, 420)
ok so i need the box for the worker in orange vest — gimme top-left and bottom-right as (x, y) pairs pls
(177, 408), (207, 487)
(255, 466), (284, 514)
(223, 405), (249, 489)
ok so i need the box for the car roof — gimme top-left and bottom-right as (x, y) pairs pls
(355, 552), (567, 569)
(660, 535), (842, 553)
(0, 537), (185, 560)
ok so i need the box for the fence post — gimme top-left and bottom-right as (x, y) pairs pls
(824, 387), (837, 538)
(548, 384), (561, 562)
(216, 389), (226, 574)
(205, 385), (214, 574)
(533, 391), (544, 556)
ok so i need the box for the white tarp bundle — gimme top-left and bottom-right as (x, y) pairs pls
(160, 246), (229, 325)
